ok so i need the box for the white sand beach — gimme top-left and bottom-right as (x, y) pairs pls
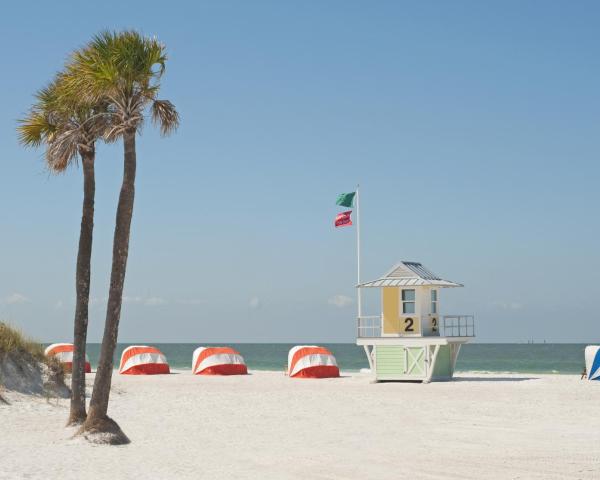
(1, 370), (599, 480)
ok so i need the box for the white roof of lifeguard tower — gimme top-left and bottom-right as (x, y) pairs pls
(358, 261), (463, 288)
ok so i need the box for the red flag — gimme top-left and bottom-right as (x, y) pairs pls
(335, 210), (353, 228)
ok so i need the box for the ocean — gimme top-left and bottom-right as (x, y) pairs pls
(82, 343), (590, 375)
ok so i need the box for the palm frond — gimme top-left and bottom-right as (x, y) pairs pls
(47, 127), (80, 172)
(18, 70), (111, 172)
(17, 111), (56, 147)
(151, 99), (179, 136)
(61, 30), (177, 140)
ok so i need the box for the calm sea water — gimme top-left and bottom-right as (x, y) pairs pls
(80, 343), (589, 374)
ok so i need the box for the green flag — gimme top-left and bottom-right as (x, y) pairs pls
(336, 192), (356, 208)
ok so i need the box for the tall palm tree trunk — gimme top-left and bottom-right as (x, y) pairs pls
(68, 149), (95, 426)
(82, 129), (136, 444)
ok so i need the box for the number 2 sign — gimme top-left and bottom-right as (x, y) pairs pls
(401, 317), (420, 334)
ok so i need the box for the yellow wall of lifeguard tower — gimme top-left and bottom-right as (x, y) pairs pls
(382, 287), (421, 335)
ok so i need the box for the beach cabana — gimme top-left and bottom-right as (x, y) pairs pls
(44, 343), (91, 373)
(287, 346), (340, 378)
(119, 345), (170, 375)
(585, 346), (600, 380)
(192, 347), (248, 375)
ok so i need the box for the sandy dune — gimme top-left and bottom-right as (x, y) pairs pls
(1, 371), (599, 480)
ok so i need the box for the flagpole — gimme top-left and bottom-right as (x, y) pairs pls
(356, 184), (362, 320)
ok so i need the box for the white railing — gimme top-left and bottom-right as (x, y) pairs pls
(357, 315), (382, 338)
(357, 314), (476, 338)
(442, 315), (475, 337)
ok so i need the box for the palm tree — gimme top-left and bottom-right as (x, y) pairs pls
(65, 30), (179, 444)
(18, 75), (108, 425)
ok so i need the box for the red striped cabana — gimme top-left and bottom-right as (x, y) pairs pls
(44, 343), (91, 373)
(119, 345), (170, 375)
(287, 346), (340, 378)
(192, 347), (248, 375)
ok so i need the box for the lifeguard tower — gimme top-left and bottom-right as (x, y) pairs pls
(357, 261), (474, 382)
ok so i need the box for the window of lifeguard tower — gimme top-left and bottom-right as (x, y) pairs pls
(401, 289), (415, 314)
(431, 290), (438, 314)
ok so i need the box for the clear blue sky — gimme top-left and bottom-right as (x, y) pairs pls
(1, 1), (599, 343)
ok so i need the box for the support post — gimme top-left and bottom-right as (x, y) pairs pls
(363, 345), (374, 371)
(424, 344), (441, 383)
(450, 344), (462, 376)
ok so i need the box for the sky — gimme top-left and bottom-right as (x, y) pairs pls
(1, 1), (599, 343)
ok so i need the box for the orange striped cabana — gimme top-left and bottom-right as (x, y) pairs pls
(44, 343), (91, 373)
(192, 347), (248, 375)
(119, 345), (170, 375)
(287, 345), (340, 378)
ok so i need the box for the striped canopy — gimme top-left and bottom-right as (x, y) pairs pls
(44, 343), (91, 373)
(119, 346), (170, 375)
(192, 347), (247, 375)
(287, 346), (339, 378)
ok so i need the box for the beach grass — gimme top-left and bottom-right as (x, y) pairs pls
(0, 322), (64, 396)
(0, 322), (46, 361)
